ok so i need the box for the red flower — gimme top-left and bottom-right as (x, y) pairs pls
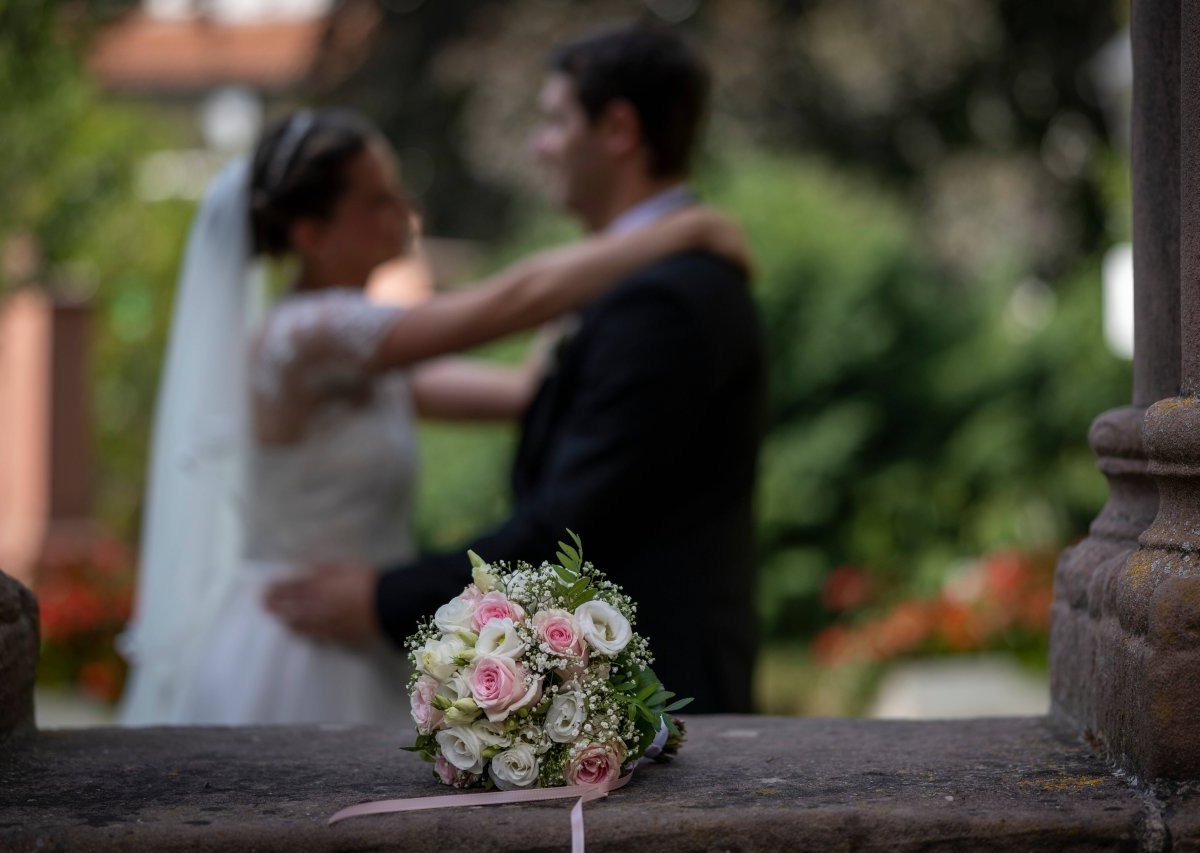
(79, 660), (122, 703)
(821, 565), (873, 612)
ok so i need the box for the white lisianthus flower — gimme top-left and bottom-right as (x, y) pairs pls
(471, 560), (500, 593)
(444, 697), (481, 726)
(443, 672), (471, 702)
(475, 617), (525, 659)
(472, 719), (512, 749)
(416, 634), (467, 681)
(434, 595), (478, 635)
(545, 689), (588, 743)
(436, 726), (485, 774)
(489, 743), (539, 791)
(574, 600), (632, 656)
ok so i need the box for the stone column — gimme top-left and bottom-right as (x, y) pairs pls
(0, 570), (39, 737)
(1054, 0), (1200, 781)
(1048, 0), (1178, 750)
(1090, 0), (1200, 781)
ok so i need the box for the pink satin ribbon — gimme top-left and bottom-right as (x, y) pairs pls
(329, 772), (635, 853)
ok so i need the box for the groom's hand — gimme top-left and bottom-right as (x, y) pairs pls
(264, 564), (381, 646)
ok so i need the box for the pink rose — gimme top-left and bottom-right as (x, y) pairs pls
(471, 591), (526, 632)
(565, 741), (625, 787)
(533, 609), (587, 659)
(435, 753), (477, 788)
(410, 675), (445, 735)
(466, 655), (543, 722)
(460, 584), (484, 604)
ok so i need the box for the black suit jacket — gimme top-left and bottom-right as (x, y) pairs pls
(377, 251), (767, 712)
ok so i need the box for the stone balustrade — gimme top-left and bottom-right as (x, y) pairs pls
(4, 715), (1197, 852)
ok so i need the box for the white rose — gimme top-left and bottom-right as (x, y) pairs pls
(475, 617), (525, 659)
(489, 743), (539, 791)
(434, 595), (478, 635)
(574, 600), (632, 656)
(436, 726), (485, 774)
(472, 719), (512, 749)
(416, 634), (467, 682)
(545, 689), (588, 743)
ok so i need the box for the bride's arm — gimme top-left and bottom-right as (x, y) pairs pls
(367, 206), (749, 373)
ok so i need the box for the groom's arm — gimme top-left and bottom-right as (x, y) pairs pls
(375, 280), (714, 646)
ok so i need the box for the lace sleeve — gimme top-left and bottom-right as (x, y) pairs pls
(253, 289), (401, 402)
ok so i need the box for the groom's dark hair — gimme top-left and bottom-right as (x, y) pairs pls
(551, 23), (710, 179)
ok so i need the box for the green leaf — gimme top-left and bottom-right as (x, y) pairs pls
(566, 529), (583, 553)
(645, 690), (673, 707)
(663, 697), (694, 713)
(632, 667), (661, 690)
(567, 588), (597, 608)
(557, 541), (581, 564)
(552, 564), (575, 585)
(633, 716), (658, 754)
(636, 681), (661, 702)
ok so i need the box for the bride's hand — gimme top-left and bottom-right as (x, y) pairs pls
(264, 563), (381, 646)
(668, 206), (754, 277)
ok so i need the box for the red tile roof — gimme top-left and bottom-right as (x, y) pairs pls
(87, 7), (374, 94)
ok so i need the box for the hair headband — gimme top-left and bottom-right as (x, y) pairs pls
(266, 110), (316, 190)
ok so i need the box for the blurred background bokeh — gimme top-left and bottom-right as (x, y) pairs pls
(0, 0), (1132, 723)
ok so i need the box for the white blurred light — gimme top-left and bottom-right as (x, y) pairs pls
(200, 87), (263, 154)
(144, 0), (333, 23)
(1103, 243), (1134, 359)
(1003, 277), (1056, 340)
(145, 0), (192, 19)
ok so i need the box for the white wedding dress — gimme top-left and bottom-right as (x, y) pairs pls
(171, 288), (417, 724)
(119, 160), (416, 726)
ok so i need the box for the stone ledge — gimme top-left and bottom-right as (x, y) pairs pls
(1, 716), (1191, 851)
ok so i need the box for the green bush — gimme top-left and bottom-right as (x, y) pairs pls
(718, 154), (1127, 639)
(1, 1), (193, 538)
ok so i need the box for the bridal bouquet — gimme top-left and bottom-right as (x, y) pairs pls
(404, 532), (689, 790)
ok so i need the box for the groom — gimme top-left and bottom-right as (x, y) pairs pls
(268, 23), (766, 713)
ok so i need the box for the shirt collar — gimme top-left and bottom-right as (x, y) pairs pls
(605, 184), (696, 235)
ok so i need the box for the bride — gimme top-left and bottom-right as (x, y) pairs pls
(117, 109), (747, 725)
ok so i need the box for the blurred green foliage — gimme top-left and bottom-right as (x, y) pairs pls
(0, 0), (193, 535)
